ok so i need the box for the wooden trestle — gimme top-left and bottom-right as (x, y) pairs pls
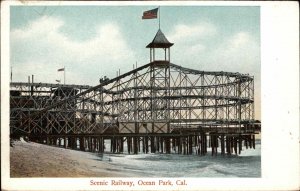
(10, 30), (261, 157)
(28, 132), (256, 156)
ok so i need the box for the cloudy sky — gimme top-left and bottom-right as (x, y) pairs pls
(10, 5), (260, 118)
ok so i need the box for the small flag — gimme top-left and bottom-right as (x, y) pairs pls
(57, 68), (64, 72)
(56, 80), (61, 83)
(142, 8), (158, 19)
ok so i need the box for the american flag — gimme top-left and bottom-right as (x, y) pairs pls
(142, 8), (158, 19)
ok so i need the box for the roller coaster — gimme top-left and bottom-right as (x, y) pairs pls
(10, 29), (260, 155)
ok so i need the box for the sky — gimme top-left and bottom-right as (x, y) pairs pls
(10, 5), (260, 118)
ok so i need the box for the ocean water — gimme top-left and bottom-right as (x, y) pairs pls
(93, 140), (261, 177)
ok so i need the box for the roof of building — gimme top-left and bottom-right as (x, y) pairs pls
(146, 29), (174, 48)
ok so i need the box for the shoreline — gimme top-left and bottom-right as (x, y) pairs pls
(10, 140), (132, 177)
(10, 138), (261, 178)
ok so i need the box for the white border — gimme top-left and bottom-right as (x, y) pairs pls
(1, 1), (299, 191)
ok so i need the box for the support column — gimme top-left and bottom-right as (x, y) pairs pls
(252, 134), (256, 149)
(150, 137), (155, 153)
(127, 137), (131, 154)
(234, 137), (238, 155)
(245, 135), (248, 149)
(188, 135), (193, 155)
(145, 136), (149, 153)
(211, 135), (215, 156)
(120, 137), (124, 153)
(204, 134), (207, 154)
(178, 137), (182, 154)
(172, 137), (176, 153)
(239, 135), (242, 154)
(133, 137), (138, 154)
(142, 137), (145, 153)
(166, 137), (171, 154)
(160, 137), (163, 153)
(221, 135), (225, 155)
(183, 137), (187, 155)
(99, 137), (104, 153)
(64, 137), (67, 148)
(226, 136), (231, 155)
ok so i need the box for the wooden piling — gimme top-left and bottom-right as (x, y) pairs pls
(178, 137), (182, 154)
(215, 135), (218, 156)
(58, 138), (61, 147)
(115, 137), (118, 153)
(90, 138), (93, 151)
(172, 137), (176, 152)
(96, 137), (99, 152)
(145, 136), (149, 153)
(249, 135), (252, 149)
(238, 135), (242, 154)
(196, 135), (200, 155)
(95, 138), (98, 152)
(211, 135), (214, 156)
(95, 137), (99, 152)
(150, 137), (155, 153)
(188, 135), (193, 154)
(99, 137), (103, 153)
(87, 137), (90, 151)
(201, 134), (205, 155)
(199, 135), (203, 155)
(204, 134), (207, 154)
(70, 137), (76, 149)
(70, 137), (75, 149)
(226, 136), (231, 155)
(72, 138), (75, 150)
(245, 135), (248, 149)
(69, 137), (72, 149)
(26, 128), (259, 156)
(234, 137), (238, 155)
(64, 137), (67, 148)
(71, 137), (75, 149)
(182, 137), (186, 155)
(120, 137), (124, 153)
(137, 137), (141, 153)
(166, 137), (171, 154)
(158, 137), (162, 153)
(201, 134), (204, 155)
(67, 137), (70, 148)
(133, 137), (138, 154)
(221, 135), (225, 155)
(127, 137), (131, 154)
(252, 134), (256, 149)
(110, 138), (113, 152)
(142, 137), (145, 153)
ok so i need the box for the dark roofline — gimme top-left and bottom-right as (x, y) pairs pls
(146, 29), (174, 48)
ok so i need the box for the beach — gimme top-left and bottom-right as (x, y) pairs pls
(10, 138), (261, 178)
(10, 140), (131, 177)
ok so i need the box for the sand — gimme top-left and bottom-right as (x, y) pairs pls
(10, 140), (130, 177)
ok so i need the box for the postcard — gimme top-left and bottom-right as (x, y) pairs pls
(1, 1), (299, 191)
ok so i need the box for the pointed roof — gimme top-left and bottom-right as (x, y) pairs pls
(146, 29), (174, 48)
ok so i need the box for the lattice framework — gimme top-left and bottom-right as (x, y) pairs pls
(10, 61), (255, 136)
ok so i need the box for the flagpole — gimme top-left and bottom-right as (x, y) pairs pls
(11, 66), (12, 82)
(158, 6), (160, 29)
(64, 66), (65, 85)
